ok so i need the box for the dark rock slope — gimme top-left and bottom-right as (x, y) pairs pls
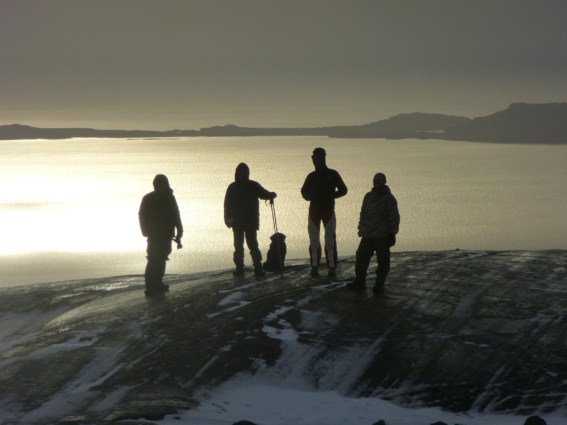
(0, 250), (566, 424)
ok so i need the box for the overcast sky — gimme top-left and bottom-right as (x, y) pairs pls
(1, 0), (566, 129)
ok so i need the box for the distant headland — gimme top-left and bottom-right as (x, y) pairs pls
(2, 102), (566, 144)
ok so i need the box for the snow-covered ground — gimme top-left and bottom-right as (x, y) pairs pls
(150, 382), (562, 425)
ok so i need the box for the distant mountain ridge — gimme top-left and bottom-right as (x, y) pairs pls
(1, 102), (566, 143)
(443, 102), (567, 144)
(0, 123), (199, 140)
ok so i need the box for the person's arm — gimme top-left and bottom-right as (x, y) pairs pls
(300, 174), (312, 201)
(388, 195), (400, 235)
(172, 196), (183, 239)
(255, 182), (276, 201)
(138, 196), (150, 237)
(357, 194), (368, 237)
(333, 171), (348, 199)
(223, 185), (233, 228)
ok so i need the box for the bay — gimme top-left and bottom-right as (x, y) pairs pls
(1, 136), (566, 287)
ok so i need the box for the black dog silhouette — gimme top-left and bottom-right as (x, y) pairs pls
(263, 232), (286, 272)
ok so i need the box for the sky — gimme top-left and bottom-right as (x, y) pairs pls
(1, 0), (567, 130)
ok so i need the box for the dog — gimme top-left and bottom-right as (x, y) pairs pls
(263, 232), (286, 272)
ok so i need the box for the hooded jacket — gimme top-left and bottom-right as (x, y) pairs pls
(139, 187), (183, 239)
(224, 163), (273, 230)
(357, 185), (400, 238)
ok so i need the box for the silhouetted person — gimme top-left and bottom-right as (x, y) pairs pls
(139, 174), (183, 296)
(224, 163), (276, 276)
(347, 172), (399, 292)
(300, 147), (348, 277)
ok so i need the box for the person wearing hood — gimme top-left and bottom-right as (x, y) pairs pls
(139, 174), (183, 296)
(301, 147), (348, 277)
(224, 163), (277, 276)
(347, 172), (400, 292)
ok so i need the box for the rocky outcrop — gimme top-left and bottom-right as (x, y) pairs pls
(443, 103), (567, 144)
(0, 250), (566, 423)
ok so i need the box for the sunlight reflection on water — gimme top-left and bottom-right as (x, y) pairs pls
(1, 136), (566, 286)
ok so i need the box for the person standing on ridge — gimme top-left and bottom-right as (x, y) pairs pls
(224, 163), (277, 276)
(139, 174), (183, 296)
(301, 147), (348, 277)
(347, 172), (400, 293)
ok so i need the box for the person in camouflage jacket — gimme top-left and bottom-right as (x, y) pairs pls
(347, 173), (400, 292)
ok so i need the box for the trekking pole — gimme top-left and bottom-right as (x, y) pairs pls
(269, 198), (285, 278)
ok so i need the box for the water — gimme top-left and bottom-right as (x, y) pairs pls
(1, 136), (566, 287)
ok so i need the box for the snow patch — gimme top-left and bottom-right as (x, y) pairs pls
(156, 383), (549, 425)
(20, 344), (126, 422)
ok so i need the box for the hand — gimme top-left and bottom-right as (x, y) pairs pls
(174, 235), (183, 249)
(225, 217), (234, 228)
(357, 230), (362, 237)
(270, 192), (277, 200)
(387, 234), (396, 247)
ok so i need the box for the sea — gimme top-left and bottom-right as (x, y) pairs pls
(1, 136), (566, 287)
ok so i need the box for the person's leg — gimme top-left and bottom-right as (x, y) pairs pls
(374, 237), (391, 290)
(308, 209), (322, 268)
(244, 229), (263, 274)
(321, 210), (337, 269)
(233, 227), (245, 274)
(157, 238), (172, 289)
(347, 237), (374, 290)
(145, 237), (172, 293)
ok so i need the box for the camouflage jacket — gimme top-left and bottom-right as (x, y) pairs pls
(357, 185), (400, 238)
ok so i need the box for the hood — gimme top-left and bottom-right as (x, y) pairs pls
(235, 163), (250, 182)
(154, 187), (174, 197)
(372, 185), (391, 195)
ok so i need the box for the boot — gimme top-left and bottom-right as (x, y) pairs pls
(254, 267), (266, 276)
(310, 266), (319, 277)
(346, 278), (366, 290)
(233, 265), (245, 276)
(372, 278), (385, 293)
(328, 267), (337, 277)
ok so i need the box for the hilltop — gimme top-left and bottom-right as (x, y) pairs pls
(0, 250), (565, 424)
(442, 102), (567, 144)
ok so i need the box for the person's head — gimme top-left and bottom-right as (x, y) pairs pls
(235, 162), (250, 182)
(311, 147), (326, 169)
(373, 173), (386, 189)
(153, 174), (170, 193)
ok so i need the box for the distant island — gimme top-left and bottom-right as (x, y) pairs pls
(2, 102), (566, 144)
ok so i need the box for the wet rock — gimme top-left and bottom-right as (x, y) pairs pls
(0, 251), (566, 423)
(57, 416), (88, 425)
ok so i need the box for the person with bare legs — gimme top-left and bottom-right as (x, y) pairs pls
(301, 147), (348, 277)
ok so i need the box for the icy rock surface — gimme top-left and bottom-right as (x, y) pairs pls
(0, 250), (566, 424)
